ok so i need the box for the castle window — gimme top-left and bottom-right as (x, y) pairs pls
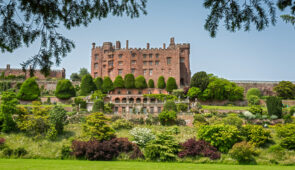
(167, 57), (171, 64)
(94, 63), (98, 69)
(180, 57), (185, 63)
(143, 54), (147, 58)
(132, 53), (136, 57)
(119, 54), (123, 59)
(108, 61), (113, 66)
(158, 107), (162, 113)
(108, 55), (113, 59)
(156, 54), (159, 58)
(144, 61), (147, 66)
(132, 60), (136, 64)
(127, 90), (132, 94)
(118, 61), (123, 66)
(95, 54), (99, 60)
(149, 61), (153, 66)
(118, 69), (123, 75)
(118, 90), (121, 94)
(103, 65), (106, 68)
(143, 69), (147, 75)
(149, 69), (153, 76)
(104, 50), (108, 53)
(149, 54), (152, 58)
(155, 61), (159, 65)
(131, 68), (135, 74)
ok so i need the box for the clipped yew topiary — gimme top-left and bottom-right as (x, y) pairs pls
(166, 77), (178, 93)
(148, 79), (154, 88)
(80, 74), (96, 96)
(55, 79), (76, 99)
(94, 77), (103, 90)
(17, 77), (40, 101)
(266, 96), (283, 118)
(124, 74), (135, 89)
(157, 76), (166, 89)
(102, 76), (114, 93)
(113, 75), (124, 89)
(135, 75), (147, 89)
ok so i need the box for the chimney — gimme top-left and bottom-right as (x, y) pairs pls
(126, 40), (129, 49)
(170, 37), (175, 46)
(147, 43), (150, 49)
(6, 64), (10, 70)
(163, 43), (166, 49)
(116, 41), (121, 49)
(92, 42), (96, 49)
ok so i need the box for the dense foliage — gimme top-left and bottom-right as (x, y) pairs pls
(135, 76), (148, 89)
(49, 106), (68, 135)
(94, 77), (103, 90)
(143, 94), (177, 101)
(80, 74), (96, 96)
(275, 124), (295, 150)
(246, 88), (262, 99)
(178, 138), (221, 160)
(148, 79), (155, 88)
(241, 125), (271, 147)
(83, 112), (115, 141)
(111, 119), (133, 130)
(274, 81), (295, 99)
(17, 77), (40, 101)
(92, 99), (105, 112)
(190, 71), (209, 91)
(74, 97), (87, 109)
(187, 87), (202, 100)
(113, 76), (125, 89)
(0, 91), (18, 132)
(124, 74), (135, 89)
(166, 77), (178, 93)
(266, 96), (283, 118)
(229, 141), (257, 163)
(164, 101), (177, 112)
(247, 95), (260, 105)
(129, 127), (156, 147)
(102, 76), (114, 93)
(55, 79), (76, 99)
(198, 124), (241, 153)
(159, 110), (177, 126)
(157, 76), (166, 89)
(0, 82), (11, 93)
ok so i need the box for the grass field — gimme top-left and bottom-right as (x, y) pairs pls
(0, 159), (294, 170)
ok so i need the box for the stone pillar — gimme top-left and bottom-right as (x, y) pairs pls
(92, 42), (96, 49)
(116, 41), (121, 49)
(147, 43), (150, 49)
(170, 37), (175, 46)
(163, 43), (166, 49)
(126, 40), (129, 49)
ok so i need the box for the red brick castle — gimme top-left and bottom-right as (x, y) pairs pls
(91, 37), (191, 87)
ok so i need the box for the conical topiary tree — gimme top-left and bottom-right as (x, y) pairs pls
(55, 79), (76, 99)
(94, 77), (103, 90)
(148, 79), (155, 88)
(17, 77), (40, 101)
(135, 75), (147, 89)
(102, 76), (114, 93)
(113, 75), (125, 88)
(80, 74), (97, 96)
(157, 76), (166, 89)
(166, 77), (178, 93)
(124, 74), (135, 89)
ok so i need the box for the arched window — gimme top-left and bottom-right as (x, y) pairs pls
(136, 98), (141, 103)
(115, 98), (120, 103)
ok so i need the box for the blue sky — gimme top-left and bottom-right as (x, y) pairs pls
(1, 0), (294, 81)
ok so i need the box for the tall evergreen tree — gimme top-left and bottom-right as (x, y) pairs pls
(55, 79), (76, 99)
(148, 79), (155, 88)
(94, 77), (104, 90)
(135, 75), (148, 89)
(124, 74), (135, 89)
(166, 77), (178, 93)
(157, 76), (166, 89)
(113, 75), (125, 88)
(102, 76), (114, 93)
(80, 74), (97, 96)
(17, 77), (40, 101)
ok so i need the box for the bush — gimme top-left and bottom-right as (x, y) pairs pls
(55, 79), (76, 99)
(159, 110), (177, 126)
(124, 74), (135, 89)
(242, 111), (256, 120)
(71, 138), (143, 160)
(113, 75), (124, 88)
(61, 145), (72, 159)
(129, 127), (156, 147)
(157, 76), (166, 89)
(197, 124), (241, 153)
(248, 105), (263, 116)
(112, 119), (133, 130)
(49, 106), (68, 134)
(166, 77), (178, 93)
(144, 133), (180, 161)
(94, 77), (103, 90)
(80, 74), (97, 96)
(13, 147), (28, 157)
(274, 81), (295, 99)
(74, 97), (87, 109)
(91, 90), (106, 100)
(129, 117), (144, 125)
(172, 89), (184, 98)
(246, 88), (261, 99)
(17, 77), (40, 101)
(145, 114), (159, 125)
(241, 125), (271, 146)
(229, 141), (257, 163)
(164, 100), (177, 112)
(135, 75), (147, 89)
(83, 112), (115, 141)
(2, 147), (13, 157)
(275, 124), (295, 150)
(247, 95), (260, 105)
(0, 91), (18, 132)
(266, 96), (282, 118)
(193, 114), (208, 126)
(222, 114), (243, 128)
(187, 87), (202, 100)
(176, 103), (188, 112)
(92, 99), (104, 112)
(0, 138), (5, 150)
(148, 79), (154, 88)
(102, 76), (114, 93)
(190, 71), (209, 91)
(178, 138), (221, 160)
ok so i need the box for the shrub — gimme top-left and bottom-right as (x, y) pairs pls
(49, 105), (68, 134)
(145, 114), (159, 125)
(176, 103), (188, 112)
(166, 77), (178, 93)
(247, 95), (260, 105)
(187, 87), (202, 100)
(275, 124), (295, 150)
(242, 111), (256, 120)
(61, 145), (72, 159)
(274, 81), (295, 99)
(91, 90), (106, 100)
(112, 119), (133, 130)
(135, 75), (148, 89)
(70, 73), (81, 81)
(55, 79), (76, 99)
(92, 99), (104, 112)
(0, 91), (18, 132)
(80, 74), (97, 96)
(197, 124), (241, 153)
(94, 77), (103, 90)
(144, 133), (180, 161)
(148, 79), (154, 88)
(190, 71), (209, 91)
(172, 89), (185, 98)
(46, 125), (58, 140)
(246, 88), (261, 99)
(157, 76), (166, 89)
(164, 100), (177, 112)
(13, 147), (28, 157)
(102, 76), (114, 93)
(248, 105), (263, 116)
(159, 110), (177, 126)
(0, 138), (5, 150)
(229, 141), (257, 163)
(129, 127), (156, 147)
(71, 138), (143, 160)
(124, 74), (135, 89)
(178, 138), (221, 160)
(113, 75), (124, 88)
(129, 117), (144, 125)
(266, 96), (282, 118)
(17, 77), (40, 101)
(2, 147), (13, 157)
(241, 125), (271, 146)
(222, 114), (243, 128)
(83, 112), (115, 141)
(193, 114), (208, 126)
(74, 97), (87, 109)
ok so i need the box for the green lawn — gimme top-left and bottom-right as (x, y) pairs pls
(0, 159), (294, 170)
